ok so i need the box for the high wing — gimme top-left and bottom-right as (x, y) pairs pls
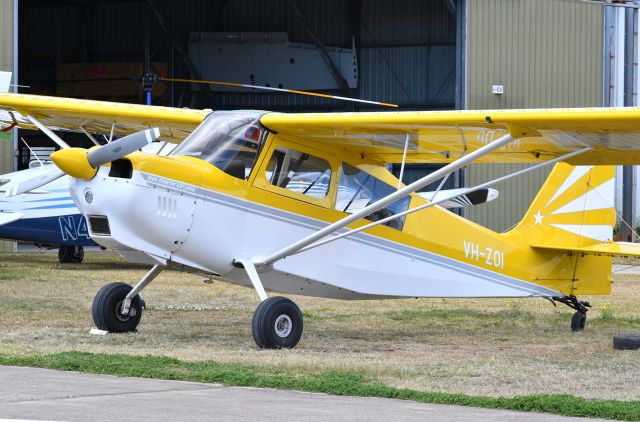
(260, 108), (640, 165)
(5, 94), (640, 165)
(0, 93), (209, 142)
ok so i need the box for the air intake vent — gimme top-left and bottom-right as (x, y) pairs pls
(109, 159), (133, 179)
(88, 215), (111, 236)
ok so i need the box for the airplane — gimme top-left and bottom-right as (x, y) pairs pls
(0, 166), (94, 262)
(0, 159), (495, 264)
(0, 142), (179, 263)
(2, 92), (640, 350)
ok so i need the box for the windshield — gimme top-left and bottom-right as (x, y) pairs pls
(171, 111), (267, 179)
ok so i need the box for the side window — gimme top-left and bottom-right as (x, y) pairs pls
(336, 163), (410, 230)
(266, 147), (332, 199)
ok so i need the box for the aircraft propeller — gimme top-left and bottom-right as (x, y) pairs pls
(3, 127), (160, 196)
(86, 127), (160, 169)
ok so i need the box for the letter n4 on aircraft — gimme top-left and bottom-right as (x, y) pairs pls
(2, 91), (640, 348)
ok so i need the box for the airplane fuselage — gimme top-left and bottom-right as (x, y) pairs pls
(0, 174), (95, 247)
(69, 119), (612, 300)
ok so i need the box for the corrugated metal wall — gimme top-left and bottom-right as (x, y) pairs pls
(216, 0), (456, 110)
(21, 0), (456, 112)
(0, 0), (14, 252)
(465, 0), (603, 231)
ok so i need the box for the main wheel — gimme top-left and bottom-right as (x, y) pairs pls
(571, 311), (586, 332)
(92, 282), (142, 333)
(252, 296), (303, 349)
(58, 245), (84, 263)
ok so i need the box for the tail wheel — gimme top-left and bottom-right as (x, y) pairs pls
(252, 296), (303, 349)
(58, 245), (84, 263)
(571, 311), (586, 332)
(92, 282), (142, 333)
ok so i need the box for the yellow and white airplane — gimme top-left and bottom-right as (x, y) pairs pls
(1, 92), (640, 349)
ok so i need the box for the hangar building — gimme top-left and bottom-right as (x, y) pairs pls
(0, 0), (605, 251)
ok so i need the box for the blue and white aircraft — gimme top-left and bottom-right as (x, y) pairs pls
(0, 164), (96, 262)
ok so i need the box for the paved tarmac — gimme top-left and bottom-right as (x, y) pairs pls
(0, 366), (609, 422)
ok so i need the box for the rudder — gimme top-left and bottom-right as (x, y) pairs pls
(514, 163), (616, 248)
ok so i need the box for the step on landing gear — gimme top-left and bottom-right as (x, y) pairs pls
(553, 295), (591, 332)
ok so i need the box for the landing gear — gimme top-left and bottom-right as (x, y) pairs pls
(58, 245), (84, 263)
(91, 265), (163, 333)
(554, 295), (590, 332)
(570, 311), (586, 332)
(233, 259), (304, 349)
(252, 296), (303, 349)
(92, 282), (143, 332)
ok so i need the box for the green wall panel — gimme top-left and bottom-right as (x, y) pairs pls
(465, 0), (603, 231)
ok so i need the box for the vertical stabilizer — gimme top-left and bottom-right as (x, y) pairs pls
(515, 163), (616, 248)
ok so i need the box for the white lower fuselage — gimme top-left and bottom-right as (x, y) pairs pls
(71, 168), (559, 300)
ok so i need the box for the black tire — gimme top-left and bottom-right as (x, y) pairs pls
(613, 333), (640, 350)
(58, 246), (84, 263)
(92, 282), (142, 333)
(252, 296), (303, 349)
(571, 311), (586, 332)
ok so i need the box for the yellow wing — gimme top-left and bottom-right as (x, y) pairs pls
(0, 93), (209, 143)
(261, 108), (640, 165)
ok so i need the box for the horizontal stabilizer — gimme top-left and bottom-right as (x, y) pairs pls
(417, 187), (499, 209)
(0, 212), (23, 226)
(531, 241), (640, 257)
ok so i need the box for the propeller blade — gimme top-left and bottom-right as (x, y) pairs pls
(161, 77), (399, 108)
(2, 164), (65, 197)
(87, 127), (160, 168)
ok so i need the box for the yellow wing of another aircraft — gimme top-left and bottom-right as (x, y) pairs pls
(0, 93), (209, 142)
(261, 108), (640, 165)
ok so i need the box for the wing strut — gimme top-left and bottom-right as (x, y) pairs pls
(24, 115), (70, 150)
(396, 133), (410, 189)
(292, 147), (592, 255)
(79, 124), (102, 146)
(258, 132), (516, 265)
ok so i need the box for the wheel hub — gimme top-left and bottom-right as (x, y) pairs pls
(115, 300), (131, 322)
(274, 314), (292, 338)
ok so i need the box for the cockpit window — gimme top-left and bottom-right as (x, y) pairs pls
(265, 147), (331, 199)
(336, 163), (410, 230)
(171, 111), (267, 179)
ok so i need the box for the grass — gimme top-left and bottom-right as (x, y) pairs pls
(1, 252), (640, 418)
(1, 351), (639, 421)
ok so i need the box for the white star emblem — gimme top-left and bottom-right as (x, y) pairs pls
(534, 210), (544, 225)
